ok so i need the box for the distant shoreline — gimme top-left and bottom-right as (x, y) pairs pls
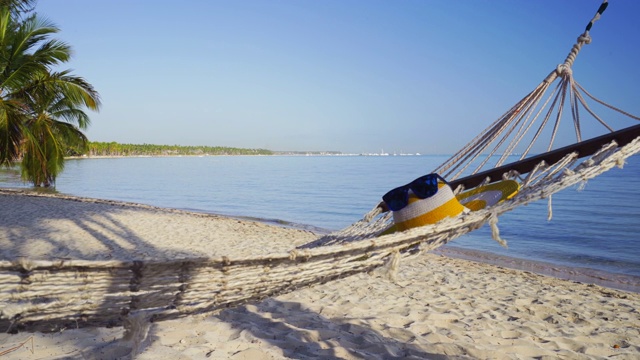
(65, 152), (427, 159)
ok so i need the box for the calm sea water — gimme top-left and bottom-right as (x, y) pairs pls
(2, 155), (639, 289)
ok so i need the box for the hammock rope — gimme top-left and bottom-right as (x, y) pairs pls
(2, 0), (639, 333)
(431, 0), (640, 184)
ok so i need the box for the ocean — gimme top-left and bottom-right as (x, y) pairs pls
(2, 154), (639, 291)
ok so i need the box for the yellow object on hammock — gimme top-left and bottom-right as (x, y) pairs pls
(456, 180), (520, 211)
(390, 182), (467, 232)
(381, 179), (520, 235)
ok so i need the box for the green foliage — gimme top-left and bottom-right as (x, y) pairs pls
(0, 1), (100, 187)
(85, 142), (273, 157)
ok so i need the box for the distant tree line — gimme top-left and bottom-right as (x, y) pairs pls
(85, 142), (273, 157)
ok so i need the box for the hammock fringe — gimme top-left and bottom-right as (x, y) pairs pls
(489, 213), (508, 248)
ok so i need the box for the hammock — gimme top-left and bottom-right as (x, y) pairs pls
(1, 0), (639, 333)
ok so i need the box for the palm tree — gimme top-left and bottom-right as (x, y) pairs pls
(19, 70), (100, 186)
(0, 2), (100, 186)
(0, 0), (35, 15)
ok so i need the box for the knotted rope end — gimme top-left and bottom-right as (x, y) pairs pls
(489, 213), (508, 248)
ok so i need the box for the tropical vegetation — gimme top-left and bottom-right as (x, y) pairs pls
(86, 142), (273, 157)
(0, 0), (100, 186)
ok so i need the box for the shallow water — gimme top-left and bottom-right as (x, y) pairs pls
(2, 154), (639, 290)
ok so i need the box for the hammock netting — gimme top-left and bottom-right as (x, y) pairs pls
(2, 0), (639, 333)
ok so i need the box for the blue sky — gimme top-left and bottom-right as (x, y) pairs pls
(36, 0), (640, 154)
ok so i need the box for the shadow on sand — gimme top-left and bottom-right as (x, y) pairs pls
(1, 191), (443, 359)
(0, 190), (202, 334)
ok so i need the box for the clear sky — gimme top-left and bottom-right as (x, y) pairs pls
(35, 0), (640, 154)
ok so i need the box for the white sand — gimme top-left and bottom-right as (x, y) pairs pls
(1, 190), (639, 359)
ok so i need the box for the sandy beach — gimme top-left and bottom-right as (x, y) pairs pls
(1, 190), (639, 359)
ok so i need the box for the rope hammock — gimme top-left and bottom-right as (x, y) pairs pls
(2, 0), (639, 333)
